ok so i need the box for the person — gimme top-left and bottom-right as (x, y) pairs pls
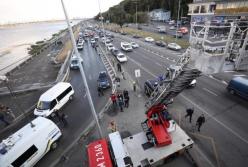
(115, 77), (121, 87)
(196, 114), (205, 132)
(118, 97), (124, 112)
(110, 93), (117, 106)
(5, 107), (15, 120)
(61, 113), (68, 127)
(108, 120), (117, 133)
(117, 63), (122, 72)
(124, 95), (129, 108)
(117, 93), (124, 101)
(97, 86), (104, 96)
(185, 108), (194, 123)
(123, 89), (129, 98)
(121, 71), (126, 80)
(0, 112), (9, 126)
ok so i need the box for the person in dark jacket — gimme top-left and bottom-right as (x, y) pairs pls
(117, 63), (122, 72)
(196, 114), (205, 132)
(185, 108), (194, 123)
(124, 95), (130, 108)
(118, 97), (124, 112)
(97, 86), (104, 96)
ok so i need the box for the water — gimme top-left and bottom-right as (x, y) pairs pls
(0, 20), (79, 75)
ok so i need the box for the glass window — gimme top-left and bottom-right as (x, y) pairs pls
(201, 5), (207, 13)
(37, 101), (50, 110)
(50, 99), (57, 109)
(193, 6), (200, 13)
(57, 87), (72, 101)
(11, 145), (38, 167)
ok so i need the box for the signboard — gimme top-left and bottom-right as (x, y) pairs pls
(87, 139), (113, 167)
(135, 69), (141, 78)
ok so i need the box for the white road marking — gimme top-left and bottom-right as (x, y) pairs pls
(180, 94), (248, 145)
(155, 62), (163, 67)
(203, 88), (218, 96)
(207, 75), (227, 85)
(222, 80), (228, 85)
(234, 74), (246, 77)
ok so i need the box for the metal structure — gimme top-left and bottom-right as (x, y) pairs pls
(142, 49), (201, 147)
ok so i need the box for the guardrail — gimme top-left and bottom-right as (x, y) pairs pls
(56, 50), (71, 82)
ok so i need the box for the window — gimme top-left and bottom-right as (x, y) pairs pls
(50, 99), (57, 109)
(37, 101), (50, 110)
(200, 5), (207, 13)
(11, 145), (38, 167)
(57, 87), (72, 101)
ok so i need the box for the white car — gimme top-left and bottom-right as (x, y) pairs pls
(77, 41), (84, 50)
(145, 37), (154, 42)
(169, 20), (175, 25)
(91, 39), (96, 44)
(116, 54), (128, 62)
(130, 42), (139, 48)
(107, 44), (114, 51)
(167, 43), (182, 50)
(169, 26), (176, 30)
(121, 42), (133, 52)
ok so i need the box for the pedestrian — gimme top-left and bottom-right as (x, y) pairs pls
(185, 108), (194, 123)
(110, 93), (117, 106)
(196, 114), (205, 132)
(0, 112), (9, 126)
(61, 113), (68, 127)
(117, 63), (122, 72)
(108, 120), (117, 133)
(123, 89), (129, 98)
(124, 95), (129, 108)
(5, 107), (16, 120)
(117, 93), (124, 101)
(97, 86), (104, 96)
(133, 81), (136, 92)
(115, 77), (121, 87)
(121, 71), (126, 80)
(118, 97), (124, 112)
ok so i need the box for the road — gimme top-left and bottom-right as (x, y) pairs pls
(108, 32), (248, 167)
(128, 22), (190, 40)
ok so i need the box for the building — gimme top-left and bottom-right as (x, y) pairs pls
(149, 9), (171, 22)
(187, 0), (248, 72)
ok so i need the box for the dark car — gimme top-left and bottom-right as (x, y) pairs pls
(97, 71), (111, 89)
(133, 34), (141, 38)
(121, 32), (127, 35)
(144, 79), (159, 97)
(155, 41), (166, 47)
(227, 77), (248, 100)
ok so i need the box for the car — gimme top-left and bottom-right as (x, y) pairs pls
(116, 54), (128, 63)
(145, 37), (154, 42)
(179, 27), (189, 34)
(94, 36), (99, 41)
(130, 42), (139, 48)
(158, 27), (166, 33)
(167, 43), (182, 50)
(155, 41), (166, 47)
(111, 48), (120, 57)
(97, 71), (111, 89)
(121, 42), (133, 52)
(107, 43), (114, 51)
(121, 32), (127, 35)
(173, 32), (183, 38)
(169, 26), (176, 30)
(133, 34), (141, 38)
(227, 77), (248, 99)
(169, 20), (175, 25)
(77, 41), (84, 50)
(91, 39), (96, 44)
(106, 33), (114, 38)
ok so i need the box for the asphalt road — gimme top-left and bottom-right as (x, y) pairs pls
(107, 32), (248, 167)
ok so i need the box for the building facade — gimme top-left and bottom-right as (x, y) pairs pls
(149, 9), (171, 22)
(188, 0), (248, 72)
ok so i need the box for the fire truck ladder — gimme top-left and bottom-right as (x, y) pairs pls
(145, 50), (201, 111)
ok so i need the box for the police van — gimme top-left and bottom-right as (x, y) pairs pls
(34, 82), (74, 117)
(0, 117), (62, 167)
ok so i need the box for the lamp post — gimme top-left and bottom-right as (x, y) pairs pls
(60, 0), (103, 138)
(176, 0), (181, 40)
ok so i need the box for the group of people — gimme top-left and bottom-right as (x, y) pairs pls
(0, 104), (15, 126)
(185, 107), (206, 132)
(110, 89), (130, 112)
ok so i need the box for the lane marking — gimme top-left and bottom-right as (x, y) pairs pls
(180, 94), (248, 145)
(155, 62), (163, 67)
(207, 75), (228, 86)
(203, 88), (218, 96)
(234, 74), (246, 77)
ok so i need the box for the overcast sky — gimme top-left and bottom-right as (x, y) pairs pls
(0, 0), (123, 24)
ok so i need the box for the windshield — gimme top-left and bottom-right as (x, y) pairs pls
(37, 101), (50, 110)
(99, 73), (107, 80)
(71, 60), (78, 64)
(123, 44), (131, 48)
(118, 55), (125, 58)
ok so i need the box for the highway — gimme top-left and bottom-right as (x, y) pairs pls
(109, 32), (248, 167)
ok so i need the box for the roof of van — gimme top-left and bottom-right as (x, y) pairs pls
(232, 76), (248, 86)
(39, 82), (72, 101)
(0, 117), (58, 162)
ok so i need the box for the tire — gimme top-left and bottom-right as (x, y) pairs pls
(51, 141), (58, 150)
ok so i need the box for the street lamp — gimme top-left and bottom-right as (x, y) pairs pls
(176, 0), (181, 40)
(60, 0), (103, 138)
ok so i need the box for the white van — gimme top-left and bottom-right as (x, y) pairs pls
(34, 82), (74, 117)
(0, 117), (62, 167)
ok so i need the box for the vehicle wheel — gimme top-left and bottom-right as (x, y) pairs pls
(69, 95), (73, 100)
(230, 90), (235, 95)
(51, 141), (58, 150)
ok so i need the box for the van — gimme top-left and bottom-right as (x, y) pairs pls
(227, 76), (248, 100)
(34, 82), (74, 117)
(70, 56), (80, 70)
(0, 117), (62, 167)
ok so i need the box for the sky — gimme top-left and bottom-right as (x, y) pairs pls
(0, 0), (123, 24)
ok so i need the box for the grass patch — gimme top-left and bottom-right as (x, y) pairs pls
(105, 24), (189, 49)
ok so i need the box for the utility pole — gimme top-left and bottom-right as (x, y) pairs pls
(176, 0), (181, 40)
(60, 0), (103, 138)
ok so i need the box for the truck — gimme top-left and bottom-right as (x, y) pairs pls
(227, 76), (248, 100)
(87, 51), (201, 166)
